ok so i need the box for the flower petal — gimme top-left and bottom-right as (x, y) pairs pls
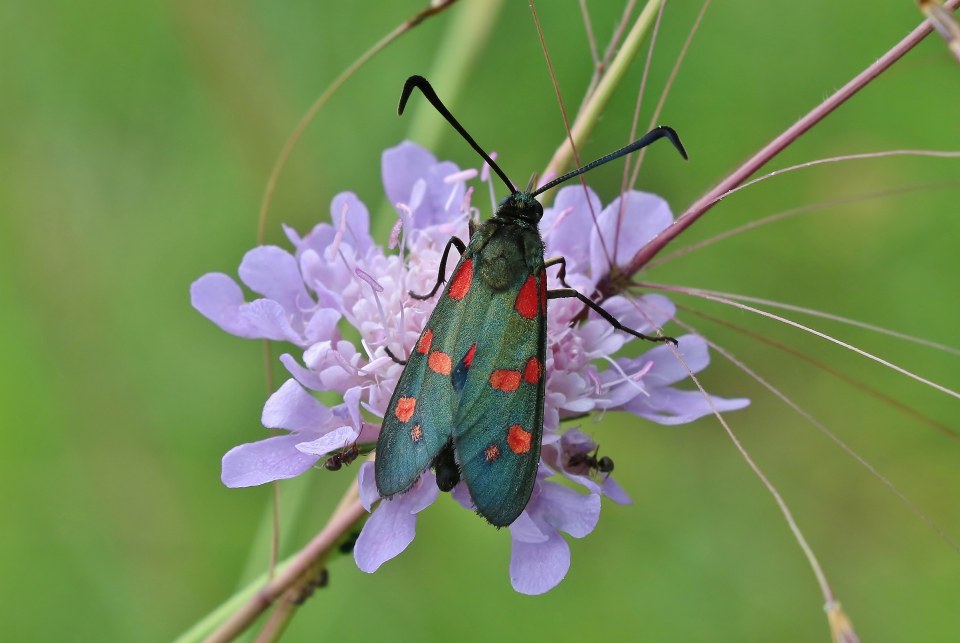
(330, 192), (373, 255)
(237, 298), (306, 345)
(303, 308), (342, 345)
(626, 387), (751, 425)
(354, 478), (439, 573)
(295, 424), (358, 456)
(279, 353), (324, 391)
(261, 379), (332, 431)
(383, 141), (437, 209)
(190, 273), (256, 338)
(357, 462), (379, 511)
(536, 482), (601, 538)
(591, 294), (676, 338)
(221, 434), (319, 487)
(590, 191), (674, 280)
(600, 476), (632, 505)
(642, 334), (711, 386)
(300, 248), (350, 303)
(238, 246), (311, 314)
(509, 528), (570, 595)
(382, 142), (464, 230)
(541, 185), (602, 275)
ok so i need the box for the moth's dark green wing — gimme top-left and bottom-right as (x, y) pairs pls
(453, 232), (547, 527)
(375, 246), (492, 497)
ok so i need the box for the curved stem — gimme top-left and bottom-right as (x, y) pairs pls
(204, 493), (366, 643)
(621, 1), (960, 278)
(540, 0), (663, 187)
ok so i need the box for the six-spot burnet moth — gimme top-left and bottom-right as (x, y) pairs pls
(375, 75), (687, 527)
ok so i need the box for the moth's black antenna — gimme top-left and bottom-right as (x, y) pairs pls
(399, 75), (517, 195)
(532, 126), (687, 197)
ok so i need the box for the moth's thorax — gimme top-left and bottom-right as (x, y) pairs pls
(473, 220), (545, 292)
(492, 191), (543, 228)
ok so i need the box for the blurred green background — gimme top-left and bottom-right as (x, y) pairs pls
(2, 1), (958, 640)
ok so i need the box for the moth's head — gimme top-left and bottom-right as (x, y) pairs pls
(496, 191), (543, 226)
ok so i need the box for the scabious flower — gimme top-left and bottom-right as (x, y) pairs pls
(191, 140), (749, 595)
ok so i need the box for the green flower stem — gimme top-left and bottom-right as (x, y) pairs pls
(540, 0), (663, 191)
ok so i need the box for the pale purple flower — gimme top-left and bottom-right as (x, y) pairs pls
(354, 461), (439, 572)
(508, 472), (601, 594)
(192, 141), (749, 595)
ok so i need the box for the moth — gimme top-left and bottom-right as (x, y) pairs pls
(375, 75), (686, 527)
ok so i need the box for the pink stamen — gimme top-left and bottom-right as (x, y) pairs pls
(461, 186), (474, 215)
(388, 218), (403, 250)
(327, 200), (350, 261)
(445, 168), (478, 184)
(545, 205), (575, 237)
(355, 267), (388, 337)
(587, 369), (603, 396)
(599, 355), (650, 398)
(355, 267), (384, 293)
(332, 349), (365, 377)
(632, 360), (655, 380)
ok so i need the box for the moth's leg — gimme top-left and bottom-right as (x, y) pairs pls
(410, 236), (467, 300)
(384, 347), (408, 366)
(543, 256), (572, 288)
(547, 288), (678, 346)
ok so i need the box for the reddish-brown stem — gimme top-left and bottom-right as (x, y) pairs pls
(205, 497), (366, 643)
(617, 2), (958, 282)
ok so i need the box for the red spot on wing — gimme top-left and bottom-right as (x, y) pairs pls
(463, 344), (477, 367)
(489, 370), (521, 392)
(410, 424), (423, 442)
(449, 258), (473, 300)
(484, 444), (500, 462)
(514, 275), (539, 319)
(417, 328), (433, 354)
(428, 351), (452, 375)
(395, 397), (416, 423)
(507, 425), (532, 454)
(523, 357), (542, 384)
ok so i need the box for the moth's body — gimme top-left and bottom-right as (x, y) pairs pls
(375, 75), (684, 528)
(376, 193), (548, 527)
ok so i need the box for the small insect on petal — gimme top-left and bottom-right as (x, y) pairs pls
(449, 259), (473, 300)
(507, 425), (532, 455)
(489, 370), (521, 393)
(514, 275), (539, 319)
(395, 397), (417, 423)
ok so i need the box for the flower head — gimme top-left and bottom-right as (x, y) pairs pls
(191, 141), (749, 594)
